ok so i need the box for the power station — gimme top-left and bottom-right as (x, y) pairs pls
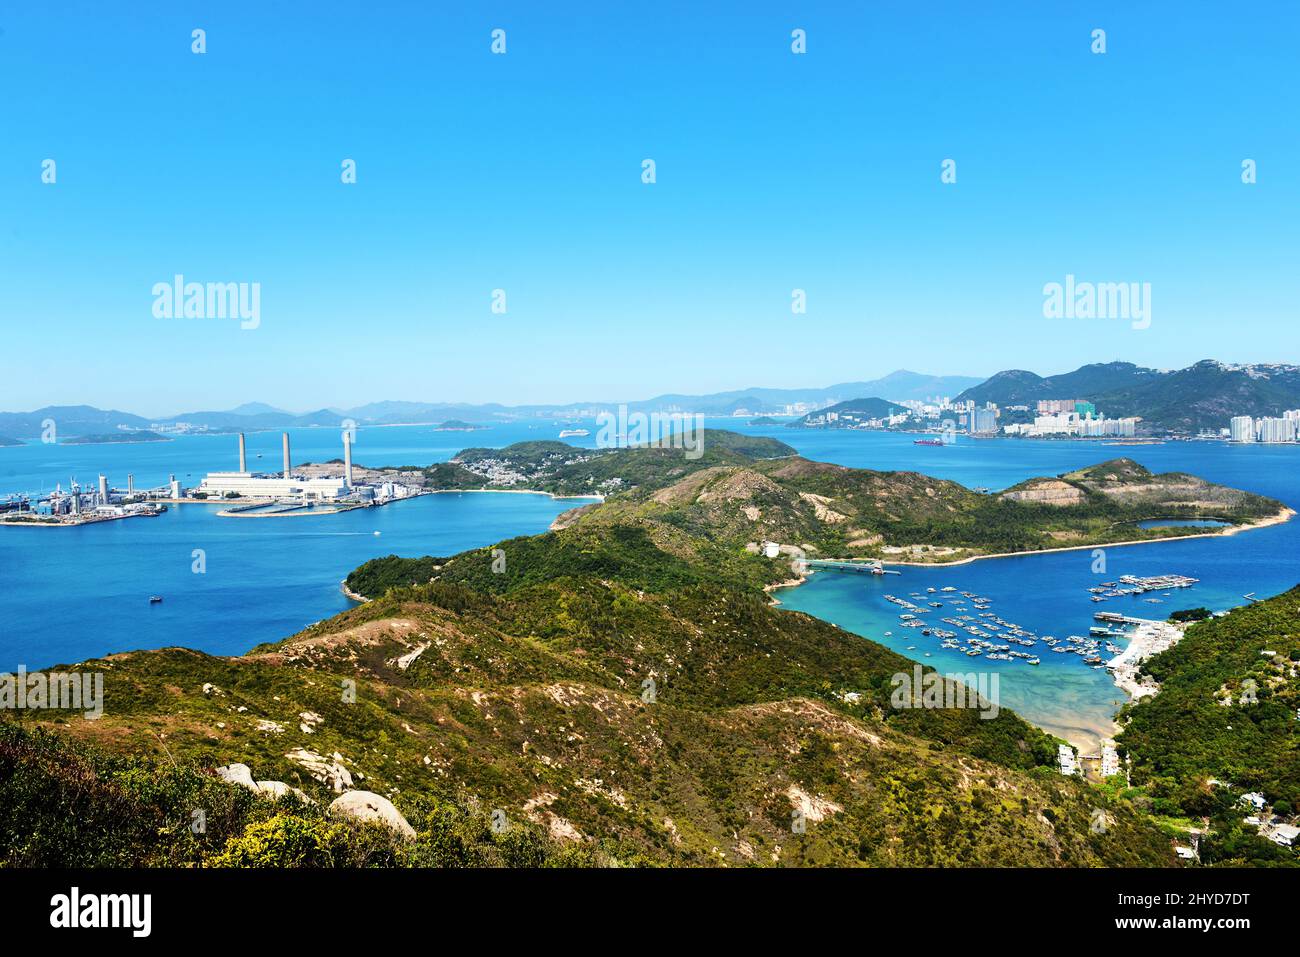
(196, 431), (385, 504)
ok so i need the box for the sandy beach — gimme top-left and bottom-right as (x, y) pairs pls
(1106, 618), (1187, 700)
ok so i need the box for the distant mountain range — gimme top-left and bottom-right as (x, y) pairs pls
(955, 360), (1300, 432)
(621, 370), (984, 414)
(4, 363), (1296, 439)
(0, 371), (980, 438)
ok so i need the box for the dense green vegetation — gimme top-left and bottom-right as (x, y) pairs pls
(427, 432), (796, 496)
(0, 723), (607, 867)
(552, 452), (1281, 566)
(1116, 588), (1300, 865)
(10, 431), (1283, 868)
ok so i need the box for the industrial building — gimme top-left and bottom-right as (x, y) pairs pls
(196, 431), (395, 504)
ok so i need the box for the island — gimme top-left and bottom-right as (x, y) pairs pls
(62, 431), (171, 445)
(788, 396), (908, 429)
(434, 420), (488, 432)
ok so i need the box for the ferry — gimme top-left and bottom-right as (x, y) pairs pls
(559, 429), (590, 438)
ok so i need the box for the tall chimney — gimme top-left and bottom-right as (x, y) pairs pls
(343, 432), (353, 488)
(282, 432), (291, 479)
(127, 474), (134, 495)
(238, 432), (247, 472)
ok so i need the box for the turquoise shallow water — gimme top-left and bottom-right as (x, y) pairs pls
(2, 420), (1298, 750)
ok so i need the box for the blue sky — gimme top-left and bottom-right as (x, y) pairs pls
(1, 1), (1296, 415)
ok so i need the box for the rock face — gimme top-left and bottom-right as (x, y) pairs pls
(285, 748), (354, 792)
(999, 479), (1086, 506)
(329, 791), (416, 840)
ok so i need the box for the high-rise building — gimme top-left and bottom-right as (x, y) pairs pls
(971, 407), (998, 434)
(1257, 417), (1298, 443)
(1229, 416), (1256, 443)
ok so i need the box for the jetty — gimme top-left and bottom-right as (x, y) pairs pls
(804, 559), (901, 575)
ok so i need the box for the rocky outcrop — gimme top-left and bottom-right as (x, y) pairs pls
(215, 763), (313, 803)
(285, 748), (354, 792)
(999, 479), (1086, 506)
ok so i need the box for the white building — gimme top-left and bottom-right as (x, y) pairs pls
(1265, 823), (1299, 847)
(197, 472), (349, 501)
(1100, 744), (1121, 777)
(1057, 744), (1078, 776)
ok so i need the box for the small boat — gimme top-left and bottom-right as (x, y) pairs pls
(149, 595), (163, 604)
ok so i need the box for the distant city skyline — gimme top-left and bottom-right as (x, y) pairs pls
(2, 3), (1296, 416)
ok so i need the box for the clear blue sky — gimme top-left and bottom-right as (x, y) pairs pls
(1, 1), (1296, 415)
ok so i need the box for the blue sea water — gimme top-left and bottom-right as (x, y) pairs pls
(2, 419), (1298, 751)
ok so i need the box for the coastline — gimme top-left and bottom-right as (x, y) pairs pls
(878, 506), (1295, 569)
(1106, 618), (1186, 701)
(340, 580), (370, 603)
(763, 507), (1295, 596)
(425, 487), (604, 502)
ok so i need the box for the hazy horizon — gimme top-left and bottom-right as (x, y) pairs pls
(4, 3), (1296, 414)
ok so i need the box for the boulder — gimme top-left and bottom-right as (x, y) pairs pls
(255, 780), (314, 803)
(215, 763), (257, 790)
(329, 791), (416, 840)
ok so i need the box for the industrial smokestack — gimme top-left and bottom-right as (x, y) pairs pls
(343, 432), (353, 488)
(98, 474), (108, 504)
(127, 474), (134, 495)
(238, 433), (247, 472)
(282, 432), (291, 479)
